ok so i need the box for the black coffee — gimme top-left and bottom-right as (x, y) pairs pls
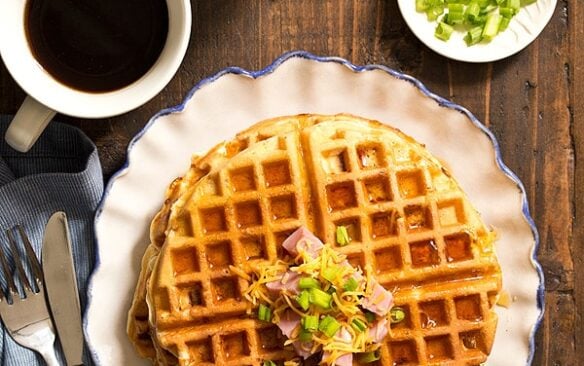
(25, 0), (169, 93)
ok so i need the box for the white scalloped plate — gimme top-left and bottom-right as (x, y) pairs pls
(85, 52), (543, 365)
(397, 0), (557, 62)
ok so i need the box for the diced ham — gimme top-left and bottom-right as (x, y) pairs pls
(322, 351), (353, 366)
(351, 270), (364, 282)
(337, 327), (352, 343)
(369, 318), (389, 343)
(322, 328), (353, 366)
(321, 350), (353, 366)
(333, 353), (353, 366)
(266, 270), (301, 295)
(282, 227), (324, 258)
(277, 310), (301, 338)
(361, 281), (393, 316)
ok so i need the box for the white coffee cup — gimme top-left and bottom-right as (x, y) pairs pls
(0, 0), (191, 152)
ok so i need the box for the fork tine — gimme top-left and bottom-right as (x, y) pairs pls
(6, 229), (33, 292)
(0, 239), (19, 298)
(17, 226), (44, 289)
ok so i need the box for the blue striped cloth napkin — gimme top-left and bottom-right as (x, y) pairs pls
(0, 117), (103, 365)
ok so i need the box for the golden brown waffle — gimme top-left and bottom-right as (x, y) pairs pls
(127, 116), (312, 358)
(128, 147), (244, 359)
(130, 114), (502, 366)
(302, 120), (501, 365)
(149, 130), (312, 365)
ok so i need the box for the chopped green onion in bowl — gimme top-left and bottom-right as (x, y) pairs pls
(416, 0), (537, 46)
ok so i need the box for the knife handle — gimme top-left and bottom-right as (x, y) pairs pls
(38, 342), (60, 366)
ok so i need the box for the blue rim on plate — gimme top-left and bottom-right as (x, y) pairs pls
(84, 50), (544, 365)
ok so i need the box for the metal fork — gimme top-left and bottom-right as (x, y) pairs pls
(0, 226), (59, 366)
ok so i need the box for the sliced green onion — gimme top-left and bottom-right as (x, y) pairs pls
(343, 277), (359, 292)
(357, 351), (381, 363)
(364, 310), (376, 323)
(327, 286), (337, 295)
(390, 306), (406, 324)
(465, 1), (481, 21)
(309, 288), (332, 309)
(263, 361), (277, 366)
(444, 11), (464, 25)
(335, 226), (351, 246)
(482, 13), (501, 41)
(479, 3), (498, 14)
(417, 0), (533, 45)
(302, 315), (319, 331)
(258, 304), (272, 322)
(297, 290), (311, 311)
(322, 266), (342, 283)
(499, 16), (511, 31)
(435, 22), (454, 41)
(506, 0), (520, 12)
(447, 3), (464, 12)
(416, 0), (430, 11)
(499, 7), (515, 18)
(351, 318), (368, 332)
(318, 315), (333, 331)
(426, 6), (445, 21)
(318, 315), (341, 337)
(470, 14), (487, 25)
(299, 277), (320, 289)
(464, 26), (483, 45)
(299, 329), (313, 342)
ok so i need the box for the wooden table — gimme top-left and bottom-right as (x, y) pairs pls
(1, 1), (581, 364)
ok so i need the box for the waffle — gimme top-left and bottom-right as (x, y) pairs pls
(128, 146), (248, 359)
(127, 116), (312, 358)
(130, 114), (502, 365)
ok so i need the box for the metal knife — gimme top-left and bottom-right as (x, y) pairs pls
(42, 211), (84, 366)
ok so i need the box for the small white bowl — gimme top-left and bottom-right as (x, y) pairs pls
(397, 0), (557, 62)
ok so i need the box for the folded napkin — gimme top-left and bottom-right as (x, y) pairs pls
(0, 117), (103, 366)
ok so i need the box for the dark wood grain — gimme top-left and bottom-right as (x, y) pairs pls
(1, 0), (581, 364)
(571, 1), (584, 365)
(488, 2), (575, 364)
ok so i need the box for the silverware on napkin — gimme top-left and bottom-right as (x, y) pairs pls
(42, 211), (84, 366)
(0, 226), (60, 366)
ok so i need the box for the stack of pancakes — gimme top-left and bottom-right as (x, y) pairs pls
(127, 114), (502, 365)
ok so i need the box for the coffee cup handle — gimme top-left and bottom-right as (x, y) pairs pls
(5, 96), (57, 152)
